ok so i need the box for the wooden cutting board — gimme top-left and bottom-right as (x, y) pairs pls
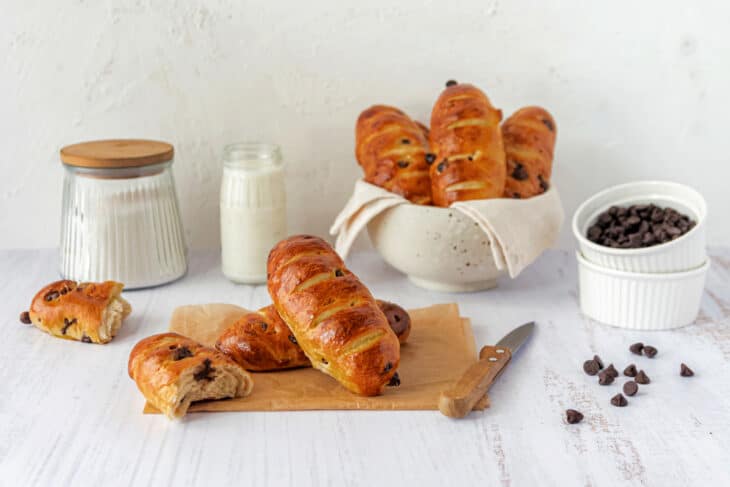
(143, 302), (488, 413)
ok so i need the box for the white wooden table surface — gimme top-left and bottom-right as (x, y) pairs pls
(1, 248), (729, 487)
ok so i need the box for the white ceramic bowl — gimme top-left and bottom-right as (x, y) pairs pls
(572, 181), (706, 273)
(367, 204), (501, 292)
(577, 251), (709, 330)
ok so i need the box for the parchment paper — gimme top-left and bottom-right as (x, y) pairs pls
(143, 302), (488, 413)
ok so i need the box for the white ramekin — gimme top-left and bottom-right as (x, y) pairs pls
(577, 252), (709, 330)
(572, 181), (707, 273)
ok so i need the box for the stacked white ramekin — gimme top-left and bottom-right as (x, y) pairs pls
(573, 181), (709, 330)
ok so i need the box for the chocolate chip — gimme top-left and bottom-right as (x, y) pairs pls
(193, 358), (215, 381)
(288, 334), (298, 345)
(635, 370), (650, 384)
(643, 346), (658, 358)
(335, 269), (344, 277)
(587, 225), (603, 242)
(538, 175), (549, 191)
(425, 153), (436, 164)
(510, 162), (529, 181)
(611, 393), (628, 407)
(384, 362), (393, 372)
(44, 290), (60, 302)
(437, 161), (447, 173)
(566, 409), (584, 424)
(629, 343), (644, 355)
(321, 358), (328, 365)
(512, 192), (521, 199)
(623, 364), (637, 377)
(623, 381), (638, 396)
(81, 335), (92, 343)
(542, 118), (554, 132)
(401, 139), (410, 144)
(19, 311), (31, 324)
(397, 160), (409, 168)
(387, 372), (401, 386)
(598, 370), (614, 385)
(593, 355), (604, 369)
(680, 363), (694, 377)
(61, 317), (77, 335)
(259, 321), (268, 331)
(583, 359), (601, 376)
(172, 346), (194, 361)
(445, 79), (458, 87)
(604, 364), (619, 378)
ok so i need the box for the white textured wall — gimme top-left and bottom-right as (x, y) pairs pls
(1, 0), (729, 250)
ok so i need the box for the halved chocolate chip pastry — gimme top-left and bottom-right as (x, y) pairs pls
(25, 280), (131, 344)
(128, 333), (254, 419)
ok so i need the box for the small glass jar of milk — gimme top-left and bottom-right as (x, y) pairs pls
(220, 143), (287, 283)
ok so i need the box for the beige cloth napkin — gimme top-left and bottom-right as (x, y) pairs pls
(330, 180), (564, 278)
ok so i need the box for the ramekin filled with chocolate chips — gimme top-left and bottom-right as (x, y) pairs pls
(572, 181), (706, 273)
(572, 181), (709, 330)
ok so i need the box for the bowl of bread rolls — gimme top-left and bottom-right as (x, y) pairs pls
(356, 80), (561, 292)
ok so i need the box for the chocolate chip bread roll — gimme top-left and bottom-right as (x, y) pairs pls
(24, 279), (131, 344)
(502, 106), (556, 199)
(356, 105), (433, 205)
(267, 235), (400, 396)
(429, 82), (506, 206)
(128, 333), (254, 419)
(216, 300), (411, 371)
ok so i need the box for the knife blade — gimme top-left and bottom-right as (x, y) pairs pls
(439, 321), (535, 418)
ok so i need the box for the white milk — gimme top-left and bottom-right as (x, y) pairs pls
(220, 144), (286, 283)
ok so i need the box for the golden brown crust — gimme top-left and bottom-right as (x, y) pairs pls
(216, 305), (310, 371)
(429, 83), (506, 206)
(128, 332), (253, 419)
(216, 300), (411, 371)
(502, 106), (557, 199)
(356, 105), (433, 205)
(267, 235), (400, 396)
(28, 279), (131, 344)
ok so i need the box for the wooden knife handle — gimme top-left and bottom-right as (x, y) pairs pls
(438, 345), (512, 418)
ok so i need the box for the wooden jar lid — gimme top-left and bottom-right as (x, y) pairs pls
(60, 139), (174, 168)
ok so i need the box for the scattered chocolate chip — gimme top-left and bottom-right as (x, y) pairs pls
(384, 362), (393, 372)
(680, 363), (694, 377)
(598, 370), (614, 385)
(623, 381), (638, 396)
(643, 346), (658, 358)
(611, 393), (628, 407)
(510, 162), (529, 181)
(259, 321), (268, 331)
(629, 343), (644, 355)
(425, 153), (436, 164)
(512, 192), (521, 199)
(542, 118), (555, 132)
(81, 335), (92, 343)
(445, 79), (458, 87)
(566, 409), (584, 424)
(583, 359), (601, 376)
(593, 355), (604, 369)
(437, 161), (447, 173)
(334, 269), (344, 277)
(321, 358), (328, 365)
(605, 364), (619, 378)
(397, 160), (409, 168)
(288, 334), (298, 345)
(44, 290), (60, 302)
(61, 317), (77, 335)
(538, 174), (549, 191)
(623, 364), (638, 377)
(635, 370), (650, 384)
(172, 346), (194, 361)
(19, 311), (31, 324)
(387, 372), (401, 386)
(401, 139), (410, 144)
(193, 358), (215, 381)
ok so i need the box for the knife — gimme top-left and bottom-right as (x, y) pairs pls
(438, 321), (535, 418)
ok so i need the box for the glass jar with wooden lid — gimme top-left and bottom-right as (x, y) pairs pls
(59, 139), (187, 288)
